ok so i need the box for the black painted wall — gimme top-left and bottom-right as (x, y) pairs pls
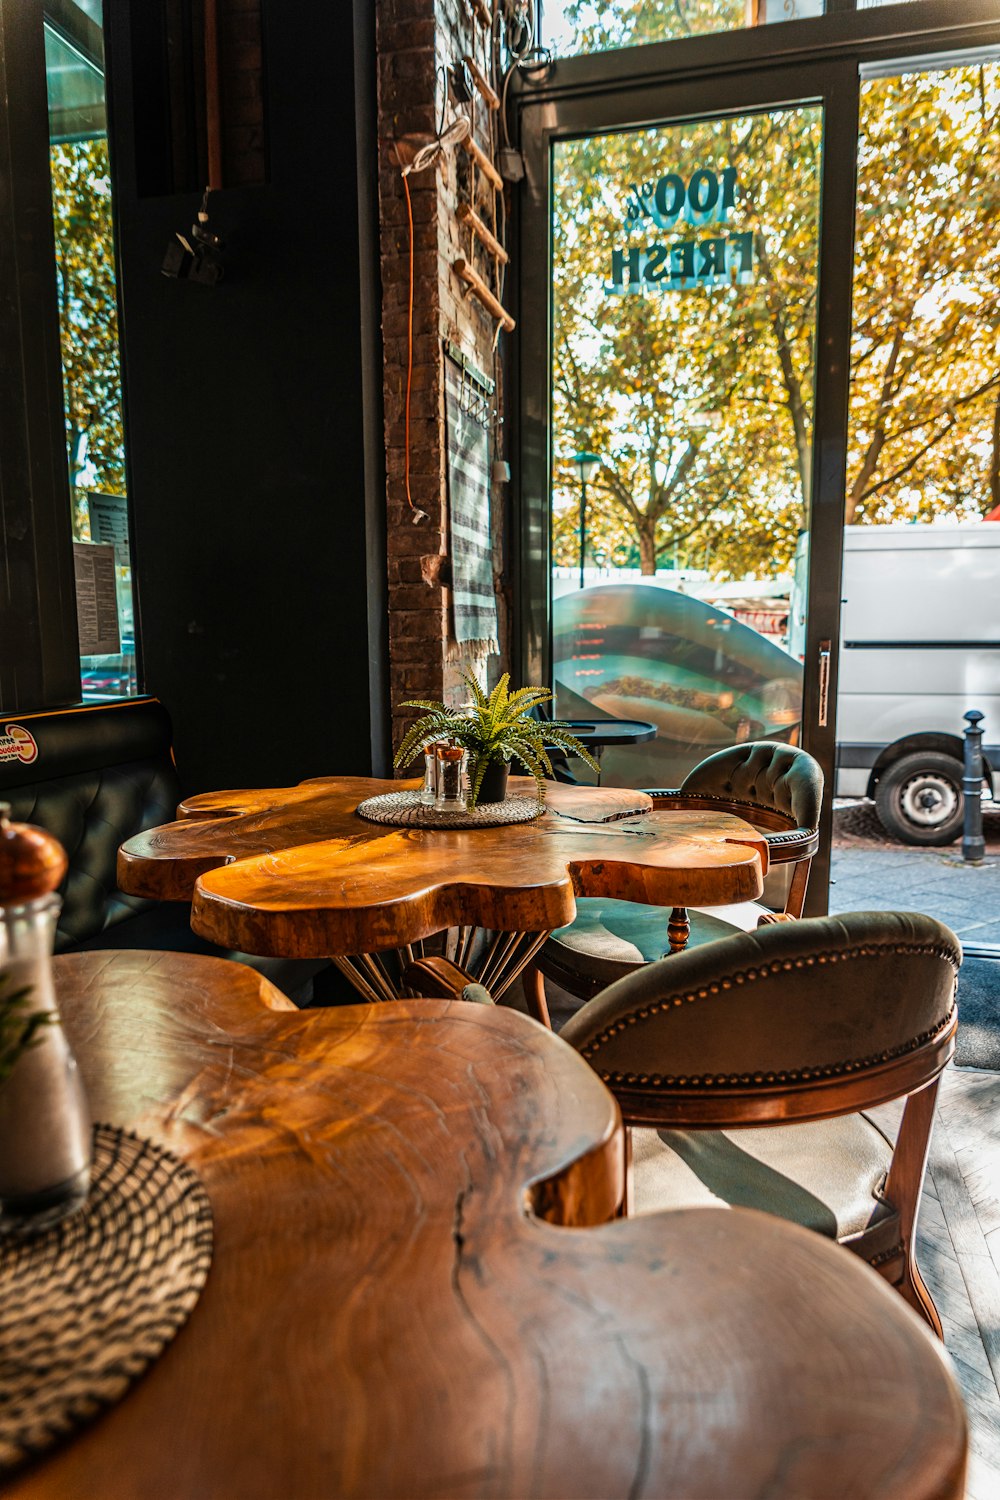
(104, 0), (388, 795)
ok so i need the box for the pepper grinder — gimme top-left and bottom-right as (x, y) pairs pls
(0, 804), (91, 1234)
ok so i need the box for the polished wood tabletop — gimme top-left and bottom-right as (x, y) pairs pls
(116, 776), (768, 960)
(7, 950), (966, 1500)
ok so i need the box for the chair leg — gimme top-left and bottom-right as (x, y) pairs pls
(523, 963), (552, 1029)
(616, 1126), (634, 1219)
(899, 1252), (944, 1339)
(785, 861), (811, 919)
(667, 907), (690, 953)
(880, 1077), (943, 1337)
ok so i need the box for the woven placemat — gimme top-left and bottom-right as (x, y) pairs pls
(356, 790), (544, 829)
(0, 1123), (213, 1474)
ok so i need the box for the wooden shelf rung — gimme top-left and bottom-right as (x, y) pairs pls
(453, 257), (515, 332)
(460, 135), (503, 192)
(470, 0), (491, 28)
(463, 55), (500, 111)
(457, 202), (509, 264)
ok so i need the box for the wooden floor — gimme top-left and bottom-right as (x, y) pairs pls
(874, 1065), (1000, 1500)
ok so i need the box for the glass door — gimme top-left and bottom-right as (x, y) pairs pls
(550, 105), (821, 787)
(516, 63), (860, 909)
(829, 53), (1000, 941)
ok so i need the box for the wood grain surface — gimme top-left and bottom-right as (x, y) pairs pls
(116, 776), (768, 957)
(6, 950), (968, 1500)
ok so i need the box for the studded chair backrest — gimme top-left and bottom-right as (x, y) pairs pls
(678, 741), (824, 834)
(559, 910), (960, 1129)
(0, 700), (181, 950)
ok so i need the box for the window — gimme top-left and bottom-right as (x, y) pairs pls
(540, 0), (826, 60)
(45, 0), (136, 701)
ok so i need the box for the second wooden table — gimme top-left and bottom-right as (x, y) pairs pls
(117, 776), (768, 1001)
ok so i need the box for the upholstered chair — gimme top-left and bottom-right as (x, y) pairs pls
(525, 740), (823, 1026)
(559, 909), (959, 1333)
(405, 909), (959, 1331)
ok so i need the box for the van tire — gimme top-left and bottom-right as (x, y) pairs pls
(874, 752), (965, 846)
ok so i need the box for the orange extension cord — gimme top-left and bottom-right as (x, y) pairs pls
(402, 172), (423, 521)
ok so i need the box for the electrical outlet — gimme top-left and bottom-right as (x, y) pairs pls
(499, 148), (525, 182)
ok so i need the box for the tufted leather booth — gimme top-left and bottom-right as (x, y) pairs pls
(527, 740), (823, 1020)
(0, 699), (328, 1004)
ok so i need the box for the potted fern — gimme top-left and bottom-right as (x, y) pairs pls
(393, 671), (600, 808)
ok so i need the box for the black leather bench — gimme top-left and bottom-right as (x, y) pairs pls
(0, 698), (329, 1005)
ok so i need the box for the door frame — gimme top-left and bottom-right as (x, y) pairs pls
(510, 11), (1000, 911)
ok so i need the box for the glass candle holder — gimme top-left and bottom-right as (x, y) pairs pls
(435, 745), (467, 812)
(419, 748), (439, 806)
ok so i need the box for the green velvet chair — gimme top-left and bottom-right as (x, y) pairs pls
(525, 739), (824, 1026)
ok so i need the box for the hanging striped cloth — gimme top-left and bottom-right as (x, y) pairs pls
(445, 363), (498, 654)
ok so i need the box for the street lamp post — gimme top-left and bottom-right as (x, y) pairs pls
(571, 451), (601, 591)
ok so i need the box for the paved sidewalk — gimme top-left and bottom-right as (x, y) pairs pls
(830, 801), (1000, 946)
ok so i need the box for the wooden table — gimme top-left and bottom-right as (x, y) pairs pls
(117, 776), (768, 1001)
(8, 950), (967, 1500)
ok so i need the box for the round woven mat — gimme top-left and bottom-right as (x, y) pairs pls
(356, 790), (544, 829)
(0, 1124), (213, 1474)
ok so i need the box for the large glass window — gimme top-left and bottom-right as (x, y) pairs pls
(541, 0), (825, 59)
(550, 106), (821, 788)
(45, 2), (136, 702)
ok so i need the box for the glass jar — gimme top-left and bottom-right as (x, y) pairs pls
(435, 744), (467, 812)
(420, 747), (439, 806)
(0, 814), (91, 1235)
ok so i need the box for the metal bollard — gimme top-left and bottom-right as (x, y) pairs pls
(962, 710), (985, 864)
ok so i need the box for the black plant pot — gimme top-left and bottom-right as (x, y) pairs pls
(474, 759), (510, 805)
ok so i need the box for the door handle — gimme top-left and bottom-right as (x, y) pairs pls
(817, 639), (831, 728)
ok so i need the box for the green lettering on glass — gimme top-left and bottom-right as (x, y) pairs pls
(698, 238), (727, 279)
(720, 167), (738, 212)
(644, 244), (669, 282)
(688, 169), (719, 216)
(728, 230), (755, 282)
(610, 247), (643, 287)
(653, 173), (686, 225)
(670, 240), (696, 286)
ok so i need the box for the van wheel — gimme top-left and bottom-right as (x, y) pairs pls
(874, 752), (965, 846)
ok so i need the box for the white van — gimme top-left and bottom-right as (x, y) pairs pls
(793, 524), (1000, 844)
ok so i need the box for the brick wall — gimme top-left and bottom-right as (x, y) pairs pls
(377, 0), (510, 763)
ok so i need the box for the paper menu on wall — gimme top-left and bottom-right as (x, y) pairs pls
(73, 541), (121, 655)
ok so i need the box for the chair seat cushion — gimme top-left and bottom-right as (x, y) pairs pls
(540, 897), (765, 997)
(72, 902), (329, 1007)
(632, 1114), (896, 1240)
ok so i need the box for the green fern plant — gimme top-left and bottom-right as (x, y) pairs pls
(394, 671), (600, 807)
(0, 973), (50, 1087)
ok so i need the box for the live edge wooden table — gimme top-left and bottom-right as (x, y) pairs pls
(7, 950), (967, 1500)
(116, 776), (769, 1002)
